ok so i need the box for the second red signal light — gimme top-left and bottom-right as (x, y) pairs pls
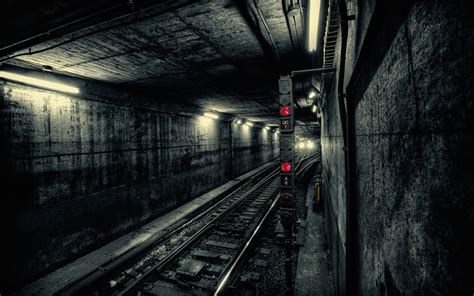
(280, 106), (292, 117)
(281, 162), (292, 173)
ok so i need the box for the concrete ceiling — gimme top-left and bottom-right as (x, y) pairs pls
(0, 0), (322, 135)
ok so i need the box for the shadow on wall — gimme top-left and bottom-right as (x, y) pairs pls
(0, 81), (279, 292)
(0, 85), (39, 294)
(322, 0), (474, 294)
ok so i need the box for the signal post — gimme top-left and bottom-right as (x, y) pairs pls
(278, 76), (295, 295)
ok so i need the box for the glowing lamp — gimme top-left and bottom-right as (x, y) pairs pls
(281, 162), (292, 173)
(280, 106), (292, 117)
(308, 0), (321, 52)
(0, 70), (79, 94)
(203, 112), (219, 119)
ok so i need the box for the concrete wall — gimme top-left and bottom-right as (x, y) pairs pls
(0, 80), (278, 290)
(321, 49), (347, 295)
(321, 0), (473, 295)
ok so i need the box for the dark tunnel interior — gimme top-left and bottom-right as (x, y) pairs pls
(0, 0), (473, 295)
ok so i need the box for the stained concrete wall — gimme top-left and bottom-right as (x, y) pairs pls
(321, 0), (473, 295)
(321, 49), (347, 295)
(0, 80), (278, 290)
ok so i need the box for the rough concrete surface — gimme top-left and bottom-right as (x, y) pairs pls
(19, 161), (275, 295)
(321, 0), (473, 295)
(0, 80), (278, 290)
(295, 169), (335, 296)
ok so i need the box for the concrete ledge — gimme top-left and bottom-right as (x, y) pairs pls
(18, 161), (275, 296)
(294, 168), (335, 296)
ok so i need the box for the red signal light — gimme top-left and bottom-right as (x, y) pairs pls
(280, 106), (291, 117)
(281, 162), (292, 173)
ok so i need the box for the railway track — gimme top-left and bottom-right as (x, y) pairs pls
(59, 151), (317, 295)
(214, 155), (318, 296)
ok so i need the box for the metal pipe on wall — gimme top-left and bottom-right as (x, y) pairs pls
(334, 0), (358, 294)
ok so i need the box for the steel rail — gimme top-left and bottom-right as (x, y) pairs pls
(117, 171), (280, 295)
(214, 154), (318, 295)
(58, 158), (283, 295)
(116, 152), (315, 295)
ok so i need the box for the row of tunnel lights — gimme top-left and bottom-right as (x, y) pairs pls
(0, 70), (320, 118)
(0, 71), (315, 151)
(204, 110), (316, 150)
(0, 70), (319, 127)
(203, 112), (281, 134)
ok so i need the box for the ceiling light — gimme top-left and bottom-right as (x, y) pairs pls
(308, 91), (316, 99)
(307, 140), (315, 149)
(203, 112), (219, 119)
(312, 105), (317, 113)
(265, 126), (271, 130)
(0, 70), (79, 94)
(308, 0), (321, 52)
(245, 121), (254, 127)
(236, 119), (243, 124)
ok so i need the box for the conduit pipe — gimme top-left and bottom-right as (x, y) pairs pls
(0, 2), (131, 52)
(0, 0), (201, 63)
(252, 0), (281, 63)
(234, 0), (278, 68)
(0, 2), (134, 59)
(334, 0), (358, 294)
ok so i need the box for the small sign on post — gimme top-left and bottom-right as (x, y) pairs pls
(279, 76), (295, 210)
(278, 75), (296, 295)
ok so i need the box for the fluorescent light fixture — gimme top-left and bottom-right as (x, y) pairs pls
(0, 71), (79, 94)
(236, 119), (243, 124)
(312, 105), (317, 113)
(308, 91), (316, 99)
(308, 0), (321, 52)
(265, 126), (271, 130)
(245, 121), (254, 127)
(203, 112), (219, 119)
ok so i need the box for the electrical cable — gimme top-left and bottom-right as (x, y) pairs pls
(0, 0), (199, 63)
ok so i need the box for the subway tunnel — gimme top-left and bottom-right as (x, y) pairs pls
(0, 0), (472, 295)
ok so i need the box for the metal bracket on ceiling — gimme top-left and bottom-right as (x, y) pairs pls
(289, 67), (336, 77)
